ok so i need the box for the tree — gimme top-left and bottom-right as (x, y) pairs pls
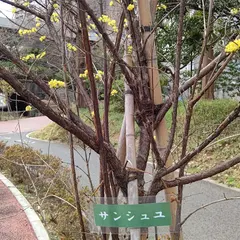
(156, 0), (240, 99)
(217, 59), (240, 98)
(0, 0), (239, 239)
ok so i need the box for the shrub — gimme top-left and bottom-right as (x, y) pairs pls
(0, 144), (94, 239)
(0, 145), (61, 191)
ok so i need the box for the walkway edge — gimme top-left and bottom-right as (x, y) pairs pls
(26, 132), (65, 145)
(0, 173), (50, 240)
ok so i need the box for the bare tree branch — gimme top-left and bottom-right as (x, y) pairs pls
(0, 0), (45, 19)
(163, 155), (240, 190)
(149, 105), (240, 195)
(164, 0), (185, 163)
(154, 51), (227, 128)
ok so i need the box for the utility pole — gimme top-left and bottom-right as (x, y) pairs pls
(137, 1), (183, 239)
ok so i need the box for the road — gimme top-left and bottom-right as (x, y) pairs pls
(0, 122), (240, 239)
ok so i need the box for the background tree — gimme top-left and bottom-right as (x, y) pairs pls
(156, 0), (240, 99)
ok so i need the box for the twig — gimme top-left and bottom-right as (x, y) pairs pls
(161, 155), (240, 190)
(60, 4), (86, 239)
(0, 0), (45, 19)
(206, 133), (240, 149)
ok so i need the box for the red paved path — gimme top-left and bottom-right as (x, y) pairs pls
(0, 116), (52, 134)
(0, 181), (37, 240)
(0, 116), (51, 239)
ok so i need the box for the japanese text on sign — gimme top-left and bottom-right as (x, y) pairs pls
(93, 202), (171, 228)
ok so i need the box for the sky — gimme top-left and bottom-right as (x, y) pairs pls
(0, 2), (13, 18)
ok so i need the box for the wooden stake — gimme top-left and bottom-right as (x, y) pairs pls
(124, 48), (140, 239)
(137, 1), (183, 239)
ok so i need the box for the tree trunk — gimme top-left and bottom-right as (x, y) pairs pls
(202, 47), (214, 100)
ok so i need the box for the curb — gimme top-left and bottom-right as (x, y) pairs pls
(147, 161), (240, 193)
(26, 132), (65, 145)
(0, 173), (50, 240)
(204, 178), (240, 193)
(26, 132), (53, 143)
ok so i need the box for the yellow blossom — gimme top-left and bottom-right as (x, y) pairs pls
(23, 1), (30, 7)
(109, 1), (114, 6)
(98, 14), (110, 23)
(89, 23), (96, 29)
(31, 27), (37, 33)
(161, 4), (167, 10)
(235, 39), (240, 46)
(230, 8), (239, 15)
(91, 111), (95, 117)
(109, 19), (116, 27)
(35, 17), (40, 22)
(98, 14), (118, 32)
(157, 3), (167, 10)
(79, 73), (86, 78)
(36, 22), (41, 28)
(51, 12), (59, 22)
(79, 69), (88, 79)
(48, 79), (65, 89)
(12, 8), (17, 13)
(21, 53), (36, 61)
(95, 70), (104, 80)
(19, 28), (38, 36)
(53, 3), (59, 9)
(36, 51), (46, 59)
(25, 105), (32, 111)
(111, 89), (118, 96)
(127, 4), (134, 11)
(18, 29), (24, 36)
(67, 43), (77, 52)
(127, 45), (133, 54)
(113, 26), (118, 32)
(39, 35), (46, 41)
(124, 18), (128, 28)
(225, 40), (240, 53)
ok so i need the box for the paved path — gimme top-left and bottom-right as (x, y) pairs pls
(0, 117), (51, 240)
(0, 116), (52, 134)
(1, 117), (240, 240)
(0, 181), (37, 240)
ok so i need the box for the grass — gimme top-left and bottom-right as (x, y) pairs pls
(169, 99), (240, 188)
(30, 104), (125, 146)
(30, 99), (240, 188)
(0, 143), (93, 240)
(0, 111), (22, 121)
(30, 122), (69, 143)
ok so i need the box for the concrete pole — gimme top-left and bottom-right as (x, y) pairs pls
(137, 1), (182, 239)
